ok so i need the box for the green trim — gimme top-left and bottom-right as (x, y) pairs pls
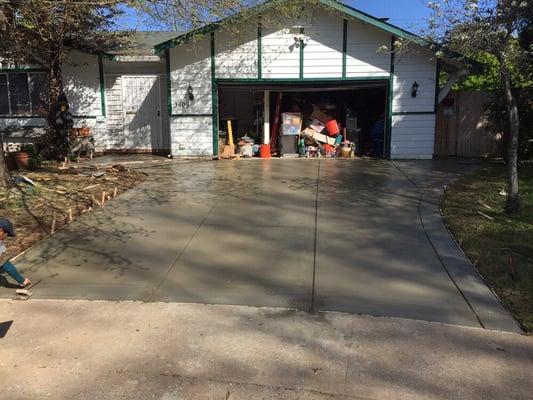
(392, 111), (436, 116)
(257, 25), (262, 79)
(0, 68), (48, 73)
(211, 32), (219, 157)
(215, 76), (390, 84)
(434, 61), (441, 113)
(385, 35), (395, 160)
(342, 19), (347, 78)
(170, 114), (213, 117)
(154, 0), (424, 52)
(98, 57), (106, 117)
(299, 27), (304, 79)
(165, 49), (172, 115)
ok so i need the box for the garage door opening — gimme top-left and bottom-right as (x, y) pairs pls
(217, 82), (388, 159)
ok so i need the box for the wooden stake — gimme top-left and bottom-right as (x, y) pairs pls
(68, 209), (73, 222)
(113, 187), (118, 197)
(101, 191), (106, 206)
(51, 214), (56, 235)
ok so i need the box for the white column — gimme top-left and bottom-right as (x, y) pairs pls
(263, 90), (270, 145)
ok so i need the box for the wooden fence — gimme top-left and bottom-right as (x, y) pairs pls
(435, 91), (502, 158)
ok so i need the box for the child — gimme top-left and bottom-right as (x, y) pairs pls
(0, 218), (31, 288)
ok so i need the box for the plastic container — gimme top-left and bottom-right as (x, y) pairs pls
(259, 144), (271, 158)
(281, 112), (302, 136)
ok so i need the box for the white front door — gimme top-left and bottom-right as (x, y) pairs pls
(122, 75), (161, 150)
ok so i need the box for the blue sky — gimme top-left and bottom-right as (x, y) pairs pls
(116, 0), (432, 33)
(347, 0), (432, 32)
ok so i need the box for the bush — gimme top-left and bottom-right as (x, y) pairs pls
(486, 88), (533, 161)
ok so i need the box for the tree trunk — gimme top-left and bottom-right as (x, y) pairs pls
(497, 50), (521, 214)
(43, 58), (66, 160)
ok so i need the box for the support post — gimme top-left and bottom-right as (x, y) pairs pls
(263, 90), (270, 145)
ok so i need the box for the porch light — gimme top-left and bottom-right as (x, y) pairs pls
(411, 81), (419, 98)
(187, 85), (194, 101)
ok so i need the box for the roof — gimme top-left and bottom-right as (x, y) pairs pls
(111, 31), (183, 56)
(154, 0), (423, 53)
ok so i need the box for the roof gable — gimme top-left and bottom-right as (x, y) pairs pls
(154, 0), (423, 53)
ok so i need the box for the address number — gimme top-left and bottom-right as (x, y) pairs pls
(177, 101), (191, 108)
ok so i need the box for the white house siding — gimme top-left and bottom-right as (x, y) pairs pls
(391, 114), (435, 159)
(390, 49), (437, 159)
(303, 9), (343, 78)
(392, 49), (436, 113)
(168, 36), (213, 156)
(170, 116), (212, 156)
(215, 27), (258, 79)
(104, 74), (124, 150)
(62, 51), (102, 117)
(261, 21), (300, 79)
(169, 37), (212, 116)
(345, 19), (390, 77)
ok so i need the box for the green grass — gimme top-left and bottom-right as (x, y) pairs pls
(442, 163), (533, 332)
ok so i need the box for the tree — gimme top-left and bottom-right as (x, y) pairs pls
(0, 0), (128, 186)
(428, 0), (532, 214)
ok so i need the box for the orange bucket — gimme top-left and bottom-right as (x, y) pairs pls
(259, 144), (271, 158)
(326, 119), (340, 136)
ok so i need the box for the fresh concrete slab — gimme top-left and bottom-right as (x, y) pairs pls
(0, 158), (520, 332)
(0, 300), (531, 400)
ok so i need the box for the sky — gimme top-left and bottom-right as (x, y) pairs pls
(346, 0), (432, 33)
(116, 0), (433, 33)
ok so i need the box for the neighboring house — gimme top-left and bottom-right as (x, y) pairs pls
(0, 0), (465, 159)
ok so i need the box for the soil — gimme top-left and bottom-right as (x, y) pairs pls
(0, 160), (147, 262)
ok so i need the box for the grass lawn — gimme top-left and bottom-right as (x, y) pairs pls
(442, 163), (533, 332)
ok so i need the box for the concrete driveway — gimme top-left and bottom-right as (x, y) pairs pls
(0, 158), (520, 332)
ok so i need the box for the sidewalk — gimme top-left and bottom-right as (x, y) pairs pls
(1, 300), (531, 400)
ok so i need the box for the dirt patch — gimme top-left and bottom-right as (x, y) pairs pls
(0, 161), (147, 262)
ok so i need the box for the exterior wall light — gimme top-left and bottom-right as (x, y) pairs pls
(187, 85), (194, 101)
(411, 81), (419, 98)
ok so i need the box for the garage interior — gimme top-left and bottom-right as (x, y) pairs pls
(217, 82), (388, 159)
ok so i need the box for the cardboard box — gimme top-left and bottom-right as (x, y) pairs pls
(302, 128), (336, 145)
(310, 119), (325, 133)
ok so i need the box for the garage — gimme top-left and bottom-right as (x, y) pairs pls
(157, 1), (448, 159)
(217, 81), (388, 158)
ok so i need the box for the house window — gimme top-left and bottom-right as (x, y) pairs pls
(0, 72), (49, 116)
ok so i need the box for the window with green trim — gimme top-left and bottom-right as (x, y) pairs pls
(0, 72), (49, 116)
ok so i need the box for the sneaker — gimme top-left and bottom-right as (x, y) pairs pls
(19, 278), (31, 288)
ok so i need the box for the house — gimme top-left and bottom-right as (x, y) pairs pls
(0, 0), (465, 159)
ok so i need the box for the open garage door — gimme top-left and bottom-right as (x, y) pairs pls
(217, 80), (389, 159)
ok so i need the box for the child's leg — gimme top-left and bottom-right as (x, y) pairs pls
(1, 261), (25, 285)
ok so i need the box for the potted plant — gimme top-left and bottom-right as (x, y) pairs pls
(16, 144), (42, 170)
(14, 145), (30, 170)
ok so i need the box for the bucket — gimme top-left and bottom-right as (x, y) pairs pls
(326, 119), (340, 136)
(259, 144), (271, 158)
